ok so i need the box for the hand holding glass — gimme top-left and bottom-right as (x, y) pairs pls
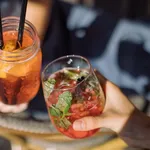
(42, 55), (105, 139)
(0, 17), (42, 112)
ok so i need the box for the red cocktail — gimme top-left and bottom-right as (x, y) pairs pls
(42, 56), (105, 139)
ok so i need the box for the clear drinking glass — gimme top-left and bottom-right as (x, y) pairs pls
(0, 17), (42, 105)
(42, 55), (105, 139)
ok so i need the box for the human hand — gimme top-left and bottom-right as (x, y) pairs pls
(73, 70), (136, 133)
(0, 102), (28, 113)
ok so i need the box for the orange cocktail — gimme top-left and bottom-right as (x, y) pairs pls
(0, 17), (42, 105)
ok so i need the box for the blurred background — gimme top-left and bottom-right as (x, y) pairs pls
(0, 0), (150, 149)
(1, 0), (150, 18)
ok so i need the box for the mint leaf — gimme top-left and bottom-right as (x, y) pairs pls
(54, 117), (72, 129)
(64, 69), (79, 80)
(50, 91), (72, 129)
(64, 69), (88, 82)
(43, 78), (56, 99)
(56, 91), (72, 114)
(60, 117), (72, 129)
(79, 70), (88, 78)
(48, 78), (56, 84)
(49, 105), (62, 117)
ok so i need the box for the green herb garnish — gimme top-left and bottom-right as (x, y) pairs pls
(48, 78), (56, 84)
(43, 78), (56, 99)
(64, 69), (79, 80)
(49, 104), (62, 117)
(49, 91), (72, 129)
(56, 91), (72, 114)
(64, 69), (88, 81)
(54, 117), (72, 129)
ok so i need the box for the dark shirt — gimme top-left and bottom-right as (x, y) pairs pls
(1, 0), (150, 112)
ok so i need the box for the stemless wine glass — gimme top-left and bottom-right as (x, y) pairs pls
(42, 55), (105, 139)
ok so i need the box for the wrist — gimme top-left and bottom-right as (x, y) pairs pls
(118, 109), (150, 148)
(105, 106), (136, 133)
(120, 109), (150, 132)
(105, 112), (133, 134)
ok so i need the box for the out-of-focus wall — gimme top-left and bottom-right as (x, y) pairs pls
(64, 0), (150, 19)
(0, 0), (21, 17)
(1, 0), (150, 19)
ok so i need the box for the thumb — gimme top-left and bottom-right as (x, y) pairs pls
(73, 116), (105, 131)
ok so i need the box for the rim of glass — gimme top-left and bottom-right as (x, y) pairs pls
(42, 55), (93, 91)
(0, 16), (40, 63)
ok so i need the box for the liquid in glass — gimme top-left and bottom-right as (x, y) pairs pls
(42, 56), (105, 139)
(0, 17), (42, 105)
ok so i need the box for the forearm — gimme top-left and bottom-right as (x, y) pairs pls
(119, 109), (150, 149)
(26, 0), (52, 40)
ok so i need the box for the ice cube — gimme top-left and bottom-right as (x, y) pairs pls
(8, 63), (28, 77)
(4, 40), (16, 52)
(0, 62), (14, 78)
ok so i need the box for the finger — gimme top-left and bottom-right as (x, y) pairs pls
(73, 116), (104, 131)
(0, 105), (13, 113)
(94, 69), (107, 85)
(12, 103), (28, 113)
(0, 102), (28, 113)
(94, 69), (107, 95)
(94, 69), (107, 88)
(0, 102), (14, 113)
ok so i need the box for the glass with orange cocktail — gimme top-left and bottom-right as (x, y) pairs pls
(0, 17), (42, 105)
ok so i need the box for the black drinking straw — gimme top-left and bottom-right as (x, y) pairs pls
(0, 8), (4, 50)
(17, 0), (28, 47)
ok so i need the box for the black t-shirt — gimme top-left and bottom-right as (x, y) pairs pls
(43, 1), (150, 92)
(29, 0), (150, 112)
(29, 1), (119, 111)
(3, 0), (150, 111)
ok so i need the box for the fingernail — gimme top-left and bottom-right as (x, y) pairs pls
(73, 120), (85, 130)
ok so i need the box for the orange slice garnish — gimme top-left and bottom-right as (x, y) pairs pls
(3, 40), (17, 52)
